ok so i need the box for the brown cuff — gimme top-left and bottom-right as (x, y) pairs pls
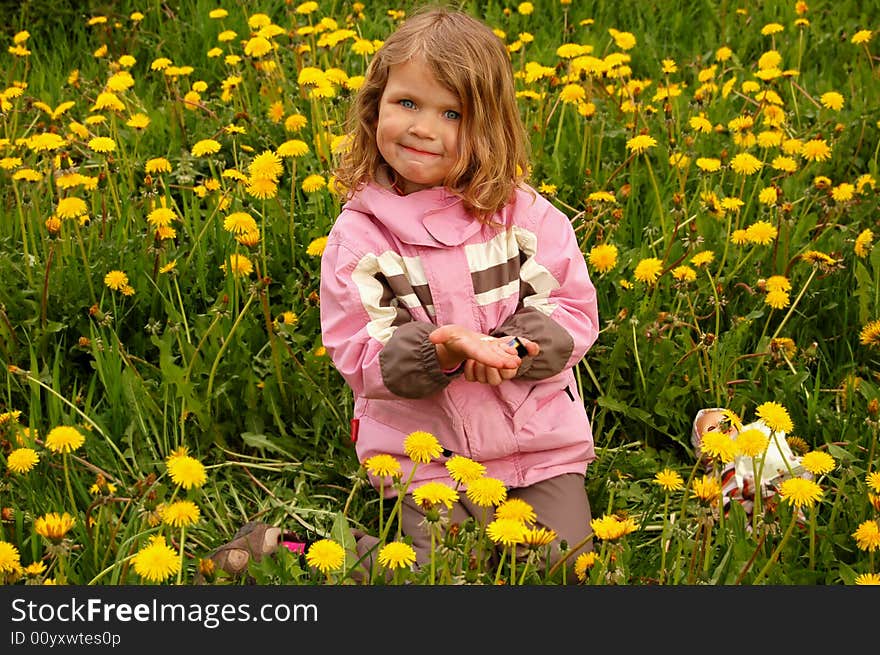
(380, 321), (454, 398)
(493, 307), (573, 379)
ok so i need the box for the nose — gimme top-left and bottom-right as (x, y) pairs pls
(407, 114), (434, 139)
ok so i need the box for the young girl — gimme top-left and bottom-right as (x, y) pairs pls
(320, 6), (600, 578)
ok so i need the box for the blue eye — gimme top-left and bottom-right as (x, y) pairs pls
(399, 99), (416, 109)
(444, 110), (461, 120)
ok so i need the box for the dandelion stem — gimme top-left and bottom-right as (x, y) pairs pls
(770, 266), (817, 341)
(752, 508), (797, 584)
(206, 290), (257, 400)
(177, 525), (186, 585)
(631, 321), (646, 394)
(63, 454), (76, 514)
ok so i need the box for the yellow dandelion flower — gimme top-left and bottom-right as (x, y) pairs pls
(626, 134), (657, 155)
(654, 468), (684, 492)
(755, 401), (794, 433)
(736, 428), (769, 458)
(771, 156), (798, 173)
(765, 289), (789, 309)
(852, 30), (873, 45)
(588, 243), (618, 274)
(147, 207), (176, 228)
(831, 183), (855, 202)
(0, 541), (22, 575)
(285, 114), (308, 132)
(487, 518), (527, 546)
(364, 454), (401, 479)
(24, 561), (46, 577)
(765, 275), (791, 293)
(691, 475), (722, 504)
(855, 572), (880, 585)
(248, 151), (283, 181)
(689, 115), (714, 134)
(44, 425), (85, 453)
(378, 542), (417, 570)
(495, 498), (536, 524)
(696, 157), (722, 172)
(104, 270), (129, 291)
(464, 476), (507, 507)
(445, 455), (486, 484)
(306, 236), (328, 257)
(672, 265), (696, 282)
(34, 512), (76, 542)
(89, 136), (116, 153)
(691, 250), (715, 267)
(246, 177), (278, 199)
(133, 535), (180, 582)
(801, 451), (835, 476)
(403, 430), (442, 464)
(191, 139), (221, 157)
(730, 152), (762, 175)
(633, 257), (663, 285)
(574, 551), (597, 581)
(700, 431), (738, 463)
(758, 187), (778, 205)
(855, 229), (874, 258)
(801, 138), (832, 162)
(277, 139), (309, 158)
(591, 514), (637, 540)
(161, 500), (200, 528)
(523, 527), (557, 548)
(145, 157), (171, 174)
(587, 191), (616, 203)
(7, 448), (39, 474)
(867, 471), (880, 493)
(236, 230), (260, 247)
(412, 481), (458, 509)
(223, 212), (258, 235)
(779, 477), (823, 509)
(302, 174), (327, 193)
(166, 454), (207, 489)
(221, 254), (254, 277)
(745, 220), (778, 245)
(820, 91), (844, 111)
(56, 197), (88, 219)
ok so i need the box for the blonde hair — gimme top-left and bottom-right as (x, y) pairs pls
(334, 5), (530, 222)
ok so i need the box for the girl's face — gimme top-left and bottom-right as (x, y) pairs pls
(376, 58), (461, 194)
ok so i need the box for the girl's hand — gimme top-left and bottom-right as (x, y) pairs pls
(463, 336), (539, 385)
(429, 325), (539, 383)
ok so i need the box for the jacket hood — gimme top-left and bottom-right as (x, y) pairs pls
(343, 182), (483, 247)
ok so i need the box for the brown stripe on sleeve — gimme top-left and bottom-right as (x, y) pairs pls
(471, 254), (522, 296)
(383, 272), (434, 310)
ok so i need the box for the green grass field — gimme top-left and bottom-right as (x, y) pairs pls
(1, 0), (879, 585)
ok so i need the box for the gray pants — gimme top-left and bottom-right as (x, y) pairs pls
(355, 472), (592, 582)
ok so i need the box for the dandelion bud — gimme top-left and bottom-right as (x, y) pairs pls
(45, 216), (62, 235)
(1, 507), (14, 521)
(868, 398), (879, 417)
(198, 557), (215, 579)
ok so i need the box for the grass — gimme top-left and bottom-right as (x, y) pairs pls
(0, 0), (879, 585)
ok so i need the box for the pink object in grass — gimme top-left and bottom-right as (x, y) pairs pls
(281, 541), (306, 554)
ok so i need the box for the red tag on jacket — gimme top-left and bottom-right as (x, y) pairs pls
(350, 418), (359, 444)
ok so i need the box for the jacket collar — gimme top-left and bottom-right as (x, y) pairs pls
(344, 182), (483, 247)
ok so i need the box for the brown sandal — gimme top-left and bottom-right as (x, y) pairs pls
(206, 521), (282, 578)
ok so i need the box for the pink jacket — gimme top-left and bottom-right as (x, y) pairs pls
(319, 182), (600, 494)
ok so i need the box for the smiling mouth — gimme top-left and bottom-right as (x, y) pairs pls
(401, 144), (439, 157)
